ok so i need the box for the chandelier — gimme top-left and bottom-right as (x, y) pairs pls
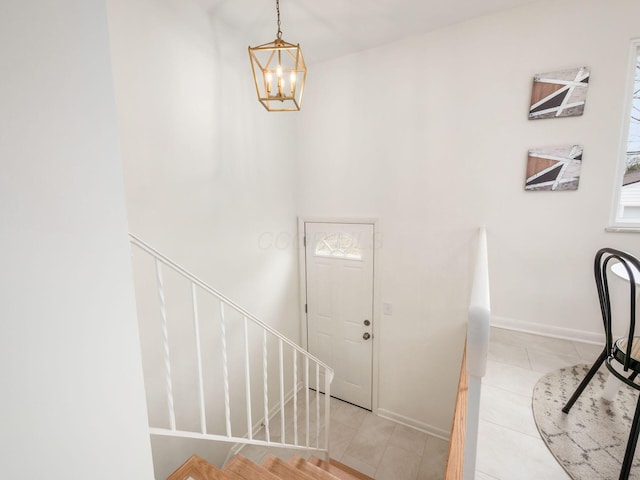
(248, 0), (306, 111)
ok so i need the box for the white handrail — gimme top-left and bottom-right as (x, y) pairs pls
(129, 233), (334, 458)
(130, 234), (334, 372)
(464, 227), (491, 480)
(467, 227), (490, 378)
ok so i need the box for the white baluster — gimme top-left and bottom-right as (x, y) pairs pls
(324, 368), (331, 456)
(305, 356), (309, 447)
(293, 351), (298, 446)
(243, 317), (253, 440)
(263, 330), (270, 443)
(220, 302), (232, 437)
(155, 260), (176, 431)
(191, 283), (206, 434)
(279, 339), (285, 444)
(316, 362), (320, 448)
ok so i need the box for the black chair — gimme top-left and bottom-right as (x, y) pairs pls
(563, 248), (640, 480)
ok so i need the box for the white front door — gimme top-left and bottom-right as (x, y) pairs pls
(304, 222), (374, 410)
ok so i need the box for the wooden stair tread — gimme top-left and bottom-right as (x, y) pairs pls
(167, 454), (232, 480)
(288, 456), (341, 480)
(169, 453), (373, 480)
(328, 459), (374, 480)
(308, 457), (374, 480)
(223, 455), (280, 480)
(262, 455), (317, 480)
(218, 469), (245, 480)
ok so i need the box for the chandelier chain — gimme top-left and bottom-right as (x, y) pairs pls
(276, 0), (282, 39)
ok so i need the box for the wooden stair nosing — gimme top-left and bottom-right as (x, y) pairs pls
(217, 468), (245, 480)
(308, 456), (375, 480)
(223, 455), (281, 480)
(262, 455), (318, 480)
(288, 456), (342, 480)
(168, 453), (374, 480)
(167, 454), (232, 480)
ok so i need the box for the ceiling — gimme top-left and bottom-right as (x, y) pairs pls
(197, 0), (540, 63)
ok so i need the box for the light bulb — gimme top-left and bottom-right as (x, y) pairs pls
(277, 66), (283, 96)
(290, 72), (296, 95)
(266, 72), (272, 94)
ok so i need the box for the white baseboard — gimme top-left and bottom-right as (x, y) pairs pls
(377, 408), (450, 441)
(491, 315), (604, 345)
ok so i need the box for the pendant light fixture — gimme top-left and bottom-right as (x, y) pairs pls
(248, 0), (306, 111)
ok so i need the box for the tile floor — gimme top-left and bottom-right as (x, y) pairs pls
(239, 326), (604, 480)
(240, 395), (449, 480)
(476, 326), (604, 480)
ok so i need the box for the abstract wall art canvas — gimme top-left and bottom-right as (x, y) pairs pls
(525, 145), (582, 191)
(529, 67), (590, 119)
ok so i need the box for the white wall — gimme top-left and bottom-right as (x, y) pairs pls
(108, 0), (300, 337)
(103, 0), (640, 447)
(107, 0), (302, 476)
(297, 0), (640, 434)
(0, 1), (154, 478)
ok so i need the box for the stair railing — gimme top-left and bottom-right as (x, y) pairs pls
(464, 227), (491, 479)
(129, 234), (334, 458)
(445, 227), (491, 480)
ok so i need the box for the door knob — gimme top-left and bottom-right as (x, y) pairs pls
(364, 319), (370, 326)
(363, 332), (371, 340)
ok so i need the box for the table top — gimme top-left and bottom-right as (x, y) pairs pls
(611, 262), (640, 285)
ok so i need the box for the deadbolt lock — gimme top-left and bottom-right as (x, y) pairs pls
(364, 319), (370, 326)
(363, 332), (371, 340)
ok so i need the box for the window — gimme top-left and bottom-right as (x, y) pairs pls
(314, 232), (362, 260)
(612, 41), (640, 228)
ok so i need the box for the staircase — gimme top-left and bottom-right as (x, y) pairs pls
(168, 454), (373, 480)
(129, 235), (336, 477)
(130, 235), (416, 480)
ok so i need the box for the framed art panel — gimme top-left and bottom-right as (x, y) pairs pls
(529, 67), (590, 119)
(525, 145), (582, 191)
